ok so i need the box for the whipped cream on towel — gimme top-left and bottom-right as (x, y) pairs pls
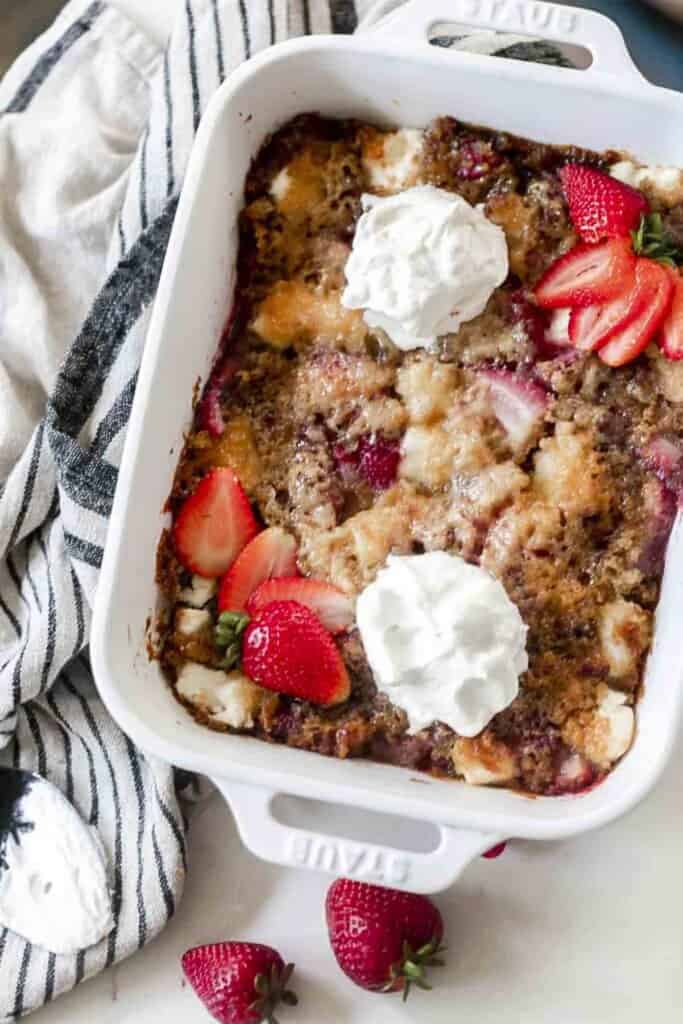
(342, 185), (509, 350)
(356, 553), (528, 737)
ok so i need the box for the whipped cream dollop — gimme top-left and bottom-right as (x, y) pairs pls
(356, 553), (528, 737)
(341, 185), (508, 350)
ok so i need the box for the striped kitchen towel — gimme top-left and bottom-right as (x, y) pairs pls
(0, 1), (567, 1017)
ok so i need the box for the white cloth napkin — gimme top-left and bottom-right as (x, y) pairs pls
(0, 1), (564, 1016)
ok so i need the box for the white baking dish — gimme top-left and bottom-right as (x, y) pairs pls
(91, 0), (683, 894)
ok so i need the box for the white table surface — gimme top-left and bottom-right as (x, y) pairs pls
(32, 2), (683, 1021)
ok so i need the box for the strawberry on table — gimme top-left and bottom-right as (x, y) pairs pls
(559, 163), (649, 244)
(326, 879), (445, 998)
(182, 941), (297, 1024)
(173, 467), (259, 578)
(534, 237), (635, 310)
(218, 527), (298, 613)
(246, 577), (354, 634)
(241, 600), (350, 705)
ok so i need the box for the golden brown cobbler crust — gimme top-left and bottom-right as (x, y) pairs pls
(156, 114), (683, 795)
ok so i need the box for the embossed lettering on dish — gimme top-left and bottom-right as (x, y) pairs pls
(454, 0), (579, 35)
(285, 834), (410, 884)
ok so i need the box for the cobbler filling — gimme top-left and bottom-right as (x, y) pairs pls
(156, 114), (683, 796)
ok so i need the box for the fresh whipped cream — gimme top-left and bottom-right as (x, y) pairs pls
(356, 553), (528, 737)
(341, 185), (509, 350)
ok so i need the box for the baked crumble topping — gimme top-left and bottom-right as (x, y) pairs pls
(156, 114), (683, 796)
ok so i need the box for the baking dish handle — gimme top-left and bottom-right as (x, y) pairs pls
(215, 780), (504, 894)
(361, 0), (644, 82)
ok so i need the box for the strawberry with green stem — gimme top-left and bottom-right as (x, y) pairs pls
(182, 942), (297, 1024)
(537, 166), (683, 367)
(326, 879), (446, 999)
(215, 599), (351, 705)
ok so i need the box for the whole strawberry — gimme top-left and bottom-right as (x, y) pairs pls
(241, 600), (350, 705)
(182, 942), (297, 1024)
(559, 163), (649, 244)
(326, 879), (445, 999)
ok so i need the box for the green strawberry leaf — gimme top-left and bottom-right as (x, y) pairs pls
(631, 213), (683, 268)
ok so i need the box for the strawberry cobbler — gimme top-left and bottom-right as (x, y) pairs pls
(156, 114), (683, 796)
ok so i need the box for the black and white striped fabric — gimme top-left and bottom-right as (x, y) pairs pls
(0, 1), (566, 1017)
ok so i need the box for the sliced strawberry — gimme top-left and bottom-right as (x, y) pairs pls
(173, 467), (259, 578)
(246, 576), (354, 634)
(217, 527), (298, 613)
(534, 238), (636, 310)
(658, 270), (683, 361)
(242, 600), (350, 705)
(559, 163), (649, 244)
(599, 259), (675, 367)
(569, 287), (636, 352)
(571, 258), (674, 356)
(478, 368), (549, 451)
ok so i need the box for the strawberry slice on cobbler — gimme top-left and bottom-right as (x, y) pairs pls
(598, 259), (674, 367)
(217, 526), (298, 613)
(246, 576), (354, 634)
(534, 237), (636, 310)
(173, 467), (259, 578)
(569, 258), (673, 358)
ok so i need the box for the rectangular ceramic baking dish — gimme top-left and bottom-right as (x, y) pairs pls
(91, 0), (683, 893)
